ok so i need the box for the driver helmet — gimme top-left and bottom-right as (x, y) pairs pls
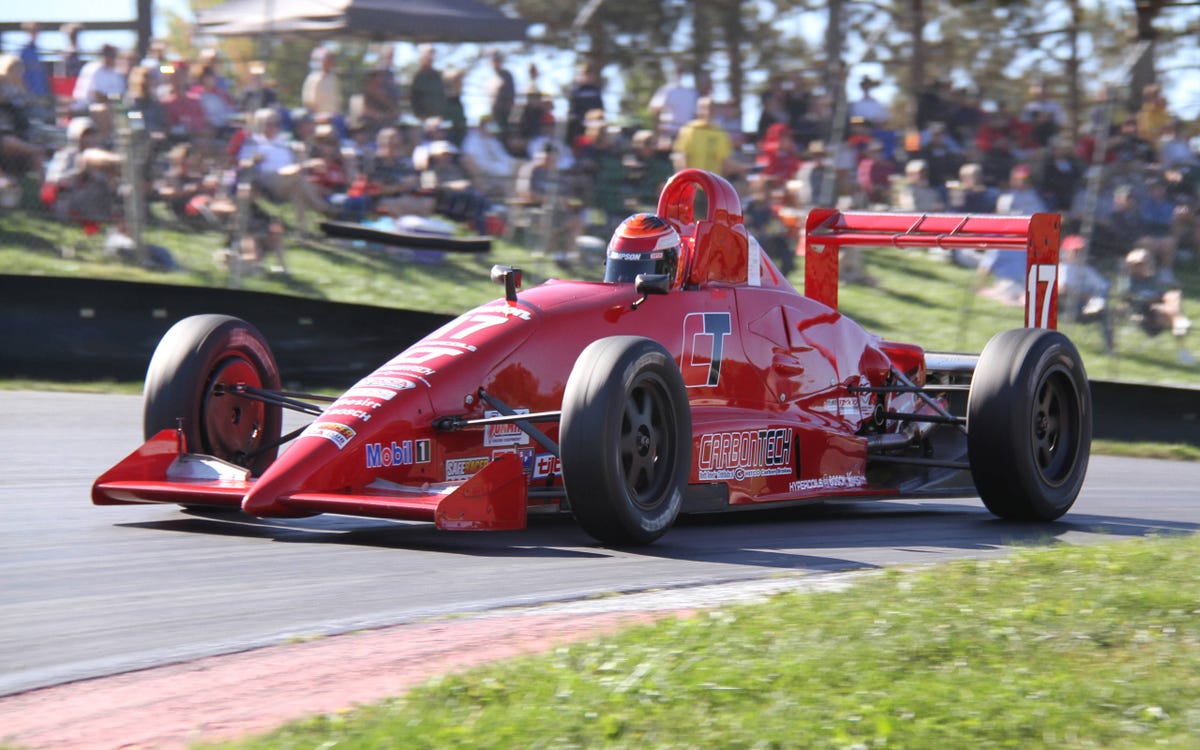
(604, 213), (681, 284)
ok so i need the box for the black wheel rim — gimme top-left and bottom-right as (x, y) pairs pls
(201, 355), (267, 465)
(1031, 367), (1080, 487)
(619, 372), (676, 510)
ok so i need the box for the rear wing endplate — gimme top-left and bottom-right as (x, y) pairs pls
(802, 210), (1062, 329)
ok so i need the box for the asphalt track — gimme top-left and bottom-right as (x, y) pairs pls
(2, 390), (1197, 697)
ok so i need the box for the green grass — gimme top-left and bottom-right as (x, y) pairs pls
(206, 533), (1200, 749)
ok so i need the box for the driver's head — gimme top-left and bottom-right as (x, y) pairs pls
(604, 213), (681, 284)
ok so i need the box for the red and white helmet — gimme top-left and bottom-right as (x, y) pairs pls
(604, 213), (681, 284)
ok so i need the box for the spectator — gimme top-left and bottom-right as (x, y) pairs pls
(352, 68), (399, 137)
(855, 140), (895, 208)
(301, 47), (342, 119)
(72, 44), (125, 110)
(516, 143), (584, 255)
(1135, 83), (1170, 143)
(57, 23), (84, 79)
(1122, 247), (1193, 364)
(755, 122), (801, 188)
(364, 126), (427, 217)
(672, 97), (734, 175)
(1058, 234), (1114, 353)
(983, 164), (1047, 296)
(980, 131), (1017, 191)
(420, 139), (487, 232)
(624, 129), (675, 210)
(488, 52), (515, 138)
(916, 122), (961, 199)
(239, 61), (278, 115)
(196, 66), (238, 141)
(162, 64), (211, 147)
(18, 22), (50, 122)
(895, 158), (944, 212)
(442, 68), (467, 147)
(0, 56), (43, 189)
(460, 115), (515, 199)
(1019, 79), (1063, 149)
(952, 163), (998, 214)
(997, 163), (1046, 214)
(1158, 118), (1194, 171)
(651, 67), (700, 139)
(237, 107), (331, 231)
(409, 44), (445, 121)
(566, 62), (604, 146)
(1033, 135), (1083, 212)
(43, 115), (122, 225)
(848, 75), (889, 128)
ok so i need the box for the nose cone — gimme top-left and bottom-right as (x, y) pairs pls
(243, 382), (434, 517)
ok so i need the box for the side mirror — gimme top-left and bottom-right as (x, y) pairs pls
(632, 273), (671, 309)
(491, 264), (522, 303)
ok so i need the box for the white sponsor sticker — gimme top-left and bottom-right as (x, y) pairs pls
(302, 421), (357, 450)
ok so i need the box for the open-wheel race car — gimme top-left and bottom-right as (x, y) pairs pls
(94, 168), (1092, 546)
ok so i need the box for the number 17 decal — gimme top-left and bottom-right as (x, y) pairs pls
(1026, 264), (1057, 329)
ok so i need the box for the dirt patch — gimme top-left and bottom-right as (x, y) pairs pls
(0, 610), (685, 749)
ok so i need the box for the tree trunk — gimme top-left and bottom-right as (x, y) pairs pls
(1129, 0), (1161, 110)
(908, 0), (926, 130)
(722, 2), (746, 132)
(1067, 0), (1081, 141)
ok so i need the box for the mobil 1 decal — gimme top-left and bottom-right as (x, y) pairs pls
(681, 312), (732, 388)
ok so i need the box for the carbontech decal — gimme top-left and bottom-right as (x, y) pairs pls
(697, 428), (792, 481)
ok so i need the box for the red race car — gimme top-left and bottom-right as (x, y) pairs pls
(94, 169), (1091, 545)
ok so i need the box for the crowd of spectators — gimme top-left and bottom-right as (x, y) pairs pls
(0, 26), (1196, 359)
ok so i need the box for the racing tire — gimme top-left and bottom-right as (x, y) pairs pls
(560, 336), (691, 546)
(143, 314), (283, 476)
(967, 328), (1091, 521)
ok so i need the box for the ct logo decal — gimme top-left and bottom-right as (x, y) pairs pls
(681, 312), (732, 388)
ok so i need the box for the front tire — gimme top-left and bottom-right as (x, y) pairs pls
(143, 314), (282, 476)
(560, 336), (691, 546)
(967, 328), (1091, 521)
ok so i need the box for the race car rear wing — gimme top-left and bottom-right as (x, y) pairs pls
(802, 210), (1062, 329)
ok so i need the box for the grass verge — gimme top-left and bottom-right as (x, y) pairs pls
(208, 533), (1200, 749)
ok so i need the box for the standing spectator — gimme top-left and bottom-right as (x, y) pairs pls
(58, 23), (84, 79)
(1135, 83), (1170, 143)
(18, 22), (50, 122)
(848, 75), (889, 128)
(301, 47), (342, 119)
(409, 44), (445, 121)
(566, 62), (604, 146)
(442, 68), (467, 147)
(488, 51), (515, 138)
(650, 67), (699, 139)
(354, 69), (399, 136)
(672, 97), (734, 175)
(72, 44), (125, 109)
(0, 56), (43, 189)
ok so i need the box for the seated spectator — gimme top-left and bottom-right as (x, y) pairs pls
(952, 163), (998, 213)
(895, 158), (944, 212)
(308, 123), (362, 220)
(42, 116), (122, 226)
(623, 129), (675, 210)
(195, 66), (238, 142)
(163, 64), (212, 147)
(755, 122), (802, 188)
(460, 115), (516, 200)
(1058, 235), (1114, 353)
(516, 143), (584, 254)
(743, 175), (794, 275)
(155, 141), (214, 225)
(1122, 247), (1193, 364)
(915, 122), (961, 200)
(855, 140), (895, 208)
(420, 140), (487, 232)
(361, 126), (428, 217)
(0, 55), (44, 191)
(237, 107), (331, 231)
(1033, 135), (1083, 212)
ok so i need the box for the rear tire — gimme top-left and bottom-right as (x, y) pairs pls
(560, 336), (691, 546)
(144, 315), (282, 476)
(967, 328), (1091, 520)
